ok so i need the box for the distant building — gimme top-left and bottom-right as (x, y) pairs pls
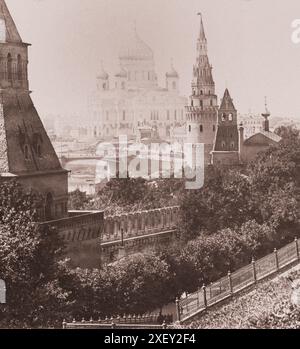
(238, 113), (265, 140)
(185, 14), (218, 165)
(86, 28), (187, 142)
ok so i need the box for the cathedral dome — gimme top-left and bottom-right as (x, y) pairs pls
(115, 66), (127, 78)
(166, 66), (179, 78)
(119, 29), (154, 61)
(97, 63), (109, 80)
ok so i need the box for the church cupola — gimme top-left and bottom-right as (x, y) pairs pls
(166, 59), (179, 92)
(97, 61), (109, 91)
(115, 65), (127, 90)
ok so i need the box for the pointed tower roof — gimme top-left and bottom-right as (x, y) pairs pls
(220, 88), (236, 110)
(0, 0), (22, 43)
(198, 13), (206, 41)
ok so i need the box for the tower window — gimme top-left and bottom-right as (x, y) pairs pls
(17, 55), (22, 81)
(222, 113), (226, 122)
(7, 53), (12, 82)
(221, 141), (226, 149)
(24, 144), (29, 160)
(230, 142), (235, 149)
(228, 113), (233, 121)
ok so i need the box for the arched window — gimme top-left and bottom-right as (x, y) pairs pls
(228, 113), (233, 121)
(200, 90), (203, 95)
(24, 144), (29, 160)
(200, 100), (203, 108)
(221, 141), (226, 149)
(230, 142), (235, 149)
(200, 125), (203, 132)
(7, 53), (12, 82)
(222, 113), (226, 122)
(17, 54), (22, 81)
(189, 125), (191, 133)
(210, 99), (213, 106)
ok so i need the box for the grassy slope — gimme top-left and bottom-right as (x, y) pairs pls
(179, 266), (300, 329)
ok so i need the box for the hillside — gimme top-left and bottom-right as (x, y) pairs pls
(179, 265), (300, 329)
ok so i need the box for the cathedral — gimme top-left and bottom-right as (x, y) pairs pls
(85, 27), (187, 141)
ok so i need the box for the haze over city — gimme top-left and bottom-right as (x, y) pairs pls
(7, 0), (300, 120)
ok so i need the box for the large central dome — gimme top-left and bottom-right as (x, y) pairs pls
(119, 29), (154, 61)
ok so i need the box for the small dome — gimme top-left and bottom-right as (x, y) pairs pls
(97, 62), (109, 80)
(166, 62), (179, 78)
(115, 66), (127, 78)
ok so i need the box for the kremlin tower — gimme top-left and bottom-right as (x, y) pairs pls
(186, 14), (218, 165)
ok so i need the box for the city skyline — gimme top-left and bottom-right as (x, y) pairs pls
(7, 0), (300, 120)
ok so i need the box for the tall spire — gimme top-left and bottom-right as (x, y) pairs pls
(0, 0), (22, 43)
(198, 12), (206, 41)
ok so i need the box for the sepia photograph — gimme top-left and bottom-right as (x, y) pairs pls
(0, 0), (300, 338)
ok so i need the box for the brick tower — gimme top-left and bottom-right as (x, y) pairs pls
(186, 13), (218, 165)
(211, 88), (240, 166)
(0, 0), (68, 221)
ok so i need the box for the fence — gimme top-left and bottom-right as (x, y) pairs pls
(177, 237), (300, 322)
(63, 313), (173, 330)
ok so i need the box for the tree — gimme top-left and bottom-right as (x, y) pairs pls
(68, 189), (91, 210)
(0, 181), (72, 328)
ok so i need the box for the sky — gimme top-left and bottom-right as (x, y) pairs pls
(6, 0), (300, 120)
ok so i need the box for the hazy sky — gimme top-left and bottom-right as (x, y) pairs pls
(7, 0), (300, 120)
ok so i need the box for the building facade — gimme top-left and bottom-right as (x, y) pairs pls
(86, 28), (187, 142)
(211, 89), (240, 166)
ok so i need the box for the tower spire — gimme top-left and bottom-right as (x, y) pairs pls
(0, 0), (22, 43)
(198, 12), (206, 41)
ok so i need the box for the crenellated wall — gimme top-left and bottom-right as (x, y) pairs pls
(41, 206), (180, 268)
(101, 206), (180, 264)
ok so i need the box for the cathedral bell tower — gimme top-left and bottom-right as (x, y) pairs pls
(186, 13), (218, 165)
(0, 0), (69, 222)
(211, 88), (240, 166)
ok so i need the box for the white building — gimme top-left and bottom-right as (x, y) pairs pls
(85, 28), (187, 142)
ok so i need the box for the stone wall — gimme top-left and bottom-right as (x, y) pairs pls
(41, 210), (104, 269)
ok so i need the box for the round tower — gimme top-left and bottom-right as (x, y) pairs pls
(185, 13), (218, 164)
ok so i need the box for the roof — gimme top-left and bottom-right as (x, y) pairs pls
(244, 130), (282, 145)
(119, 28), (154, 61)
(0, 0), (22, 43)
(219, 88), (236, 111)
